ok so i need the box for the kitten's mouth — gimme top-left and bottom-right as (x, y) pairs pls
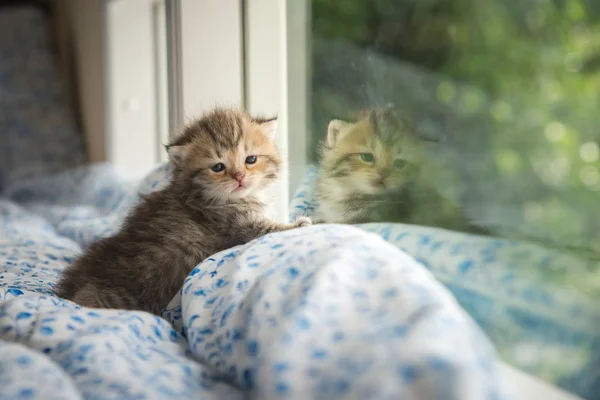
(373, 179), (387, 189)
(233, 182), (247, 191)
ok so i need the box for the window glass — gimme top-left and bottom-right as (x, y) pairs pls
(307, 0), (600, 397)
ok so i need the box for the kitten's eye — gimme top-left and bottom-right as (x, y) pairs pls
(245, 155), (258, 165)
(210, 163), (225, 172)
(360, 153), (375, 163)
(394, 159), (406, 169)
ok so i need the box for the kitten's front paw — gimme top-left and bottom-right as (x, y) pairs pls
(293, 216), (312, 228)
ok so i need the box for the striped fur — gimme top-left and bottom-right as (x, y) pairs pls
(55, 108), (310, 315)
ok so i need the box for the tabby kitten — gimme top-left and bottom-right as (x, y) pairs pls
(56, 108), (311, 315)
(314, 108), (484, 233)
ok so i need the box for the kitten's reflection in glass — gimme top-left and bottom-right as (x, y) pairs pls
(313, 108), (488, 235)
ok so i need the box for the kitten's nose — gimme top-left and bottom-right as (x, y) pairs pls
(232, 172), (245, 182)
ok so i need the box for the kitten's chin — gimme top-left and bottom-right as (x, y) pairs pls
(357, 183), (403, 196)
(355, 182), (386, 195)
(362, 188), (385, 196)
(229, 187), (250, 198)
(229, 179), (271, 197)
(227, 184), (259, 200)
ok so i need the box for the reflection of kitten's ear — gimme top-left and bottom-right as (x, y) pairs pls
(166, 145), (187, 167)
(415, 118), (447, 144)
(327, 119), (353, 147)
(419, 133), (444, 144)
(259, 119), (278, 139)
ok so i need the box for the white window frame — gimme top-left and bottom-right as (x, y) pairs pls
(105, 0), (170, 178)
(178, 0), (245, 120)
(243, 0), (311, 222)
(276, 0), (311, 213)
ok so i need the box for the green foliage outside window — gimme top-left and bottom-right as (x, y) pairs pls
(311, 0), (600, 296)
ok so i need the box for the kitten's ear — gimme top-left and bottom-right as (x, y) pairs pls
(259, 119), (278, 139)
(166, 145), (187, 167)
(415, 121), (446, 144)
(327, 119), (353, 147)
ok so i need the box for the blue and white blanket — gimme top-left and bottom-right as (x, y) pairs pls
(0, 164), (515, 400)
